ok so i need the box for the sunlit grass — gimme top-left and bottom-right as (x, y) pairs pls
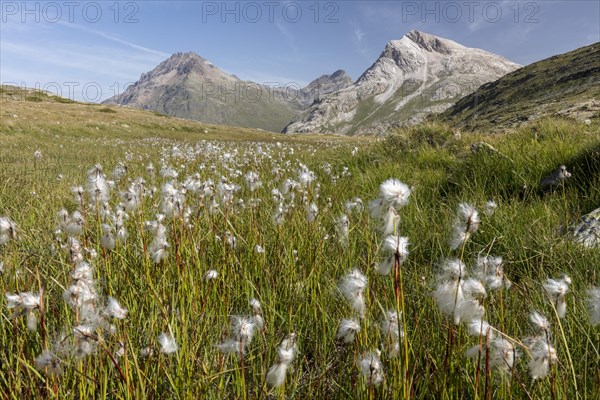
(1, 96), (599, 399)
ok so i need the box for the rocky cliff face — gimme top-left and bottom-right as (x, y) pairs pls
(283, 30), (520, 135)
(104, 52), (353, 132)
(299, 70), (353, 105)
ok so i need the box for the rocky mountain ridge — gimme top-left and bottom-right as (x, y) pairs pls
(104, 52), (353, 132)
(283, 30), (520, 135)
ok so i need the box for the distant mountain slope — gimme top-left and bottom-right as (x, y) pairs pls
(441, 42), (600, 130)
(283, 30), (520, 135)
(0, 84), (308, 142)
(103, 52), (352, 132)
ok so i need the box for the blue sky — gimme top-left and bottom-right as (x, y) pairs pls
(1, 1), (598, 101)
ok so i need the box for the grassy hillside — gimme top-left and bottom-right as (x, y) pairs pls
(440, 43), (600, 131)
(1, 88), (599, 399)
(129, 77), (302, 134)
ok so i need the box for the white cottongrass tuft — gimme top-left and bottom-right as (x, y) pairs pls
(158, 332), (178, 355)
(336, 319), (361, 343)
(266, 333), (298, 388)
(466, 337), (516, 374)
(249, 298), (261, 314)
(379, 179), (411, 209)
(438, 258), (466, 281)
(474, 256), (510, 291)
(335, 214), (349, 248)
(543, 275), (571, 318)
(484, 200), (498, 216)
(523, 334), (557, 380)
(245, 171), (262, 192)
(101, 224), (116, 251)
(0, 216), (17, 245)
(306, 202), (318, 223)
(204, 270), (218, 281)
(345, 197), (364, 213)
(381, 207), (400, 236)
(148, 224), (169, 263)
(5, 291), (40, 312)
(465, 320), (517, 373)
(381, 310), (403, 340)
(449, 203), (480, 250)
(489, 338), (516, 373)
(382, 235), (409, 261)
(249, 298), (264, 329)
(5, 291), (41, 331)
(467, 319), (495, 339)
(87, 164), (110, 205)
(530, 311), (550, 331)
(523, 310), (556, 379)
(357, 350), (384, 386)
(217, 316), (257, 356)
(432, 260), (485, 324)
(266, 363), (288, 388)
(64, 211), (84, 236)
(339, 269), (368, 318)
(376, 235), (409, 275)
(586, 287), (600, 326)
(433, 280), (464, 325)
(381, 310), (403, 357)
(34, 350), (62, 376)
(105, 296), (128, 319)
(369, 179), (410, 234)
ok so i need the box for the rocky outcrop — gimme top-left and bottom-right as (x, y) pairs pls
(571, 207), (600, 248)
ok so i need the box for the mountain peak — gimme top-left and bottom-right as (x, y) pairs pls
(169, 51), (205, 61)
(159, 51), (212, 73)
(402, 30), (460, 53)
(285, 30), (520, 135)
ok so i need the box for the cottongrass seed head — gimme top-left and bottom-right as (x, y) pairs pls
(586, 287), (600, 326)
(0, 216), (17, 245)
(266, 334), (298, 391)
(104, 296), (128, 319)
(34, 350), (62, 376)
(449, 203), (480, 250)
(336, 319), (361, 343)
(523, 334), (557, 380)
(358, 350), (384, 386)
(379, 178), (411, 209)
(158, 332), (178, 355)
(475, 256), (510, 291)
(543, 275), (571, 318)
(339, 269), (368, 318)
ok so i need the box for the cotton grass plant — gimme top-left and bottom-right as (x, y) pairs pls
(0, 116), (599, 399)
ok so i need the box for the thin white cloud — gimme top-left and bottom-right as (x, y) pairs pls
(1, 40), (161, 80)
(1, 18), (170, 101)
(56, 20), (169, 58)
(354, 27), (365, 42)
(352, 23), (370, 59)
